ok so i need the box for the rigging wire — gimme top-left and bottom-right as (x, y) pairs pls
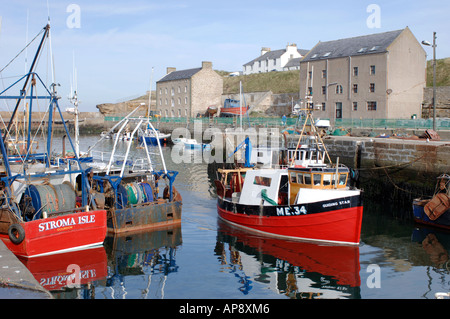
(0, 27), (45, 74)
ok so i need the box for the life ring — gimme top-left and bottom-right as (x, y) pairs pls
(8, 223), (25, 245)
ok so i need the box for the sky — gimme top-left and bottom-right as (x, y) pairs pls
(0, 0), (449, 112)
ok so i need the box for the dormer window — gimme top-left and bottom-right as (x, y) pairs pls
(357, 47), (367, 53)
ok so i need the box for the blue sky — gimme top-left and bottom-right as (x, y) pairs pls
(1, 0), (449, 111)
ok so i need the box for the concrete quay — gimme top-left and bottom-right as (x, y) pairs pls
(0, 241), (52, 298)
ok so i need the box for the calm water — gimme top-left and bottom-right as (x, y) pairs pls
(19, 136), (450, 299)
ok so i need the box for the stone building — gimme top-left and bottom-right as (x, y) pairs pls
(299, 27), (427, 121)
(243, 44), (309, 75)
(156, 61), (223, 118)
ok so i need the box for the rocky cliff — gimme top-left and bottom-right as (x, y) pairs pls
(96, 92), (156, 116)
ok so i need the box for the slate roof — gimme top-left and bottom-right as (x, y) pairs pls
(243, 48), (310, 66)
(284, 57), (302, 68)
(157, 67), (202, 83)
(301, 29), (404, 63)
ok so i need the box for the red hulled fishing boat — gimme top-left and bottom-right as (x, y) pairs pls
(0, 24), (107, 257)
(215, 96), (363, 245)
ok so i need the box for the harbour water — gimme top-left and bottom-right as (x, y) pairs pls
(16, 136), (450, 299)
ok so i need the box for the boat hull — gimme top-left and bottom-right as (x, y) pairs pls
(220, 106), (249, 116)
(140, 134), (170, 145)
(412, 198), (450, 230)
(217, 195), (363, 245)
(0, 210), (107, 258)
(107, 199), (182, 234)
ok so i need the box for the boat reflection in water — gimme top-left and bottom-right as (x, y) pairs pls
(103, 225), (182, 299)
(215, 220), (361, 299)
(19, 246), (107, 295)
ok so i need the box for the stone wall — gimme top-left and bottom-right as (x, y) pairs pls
(422, 86), (450, 118)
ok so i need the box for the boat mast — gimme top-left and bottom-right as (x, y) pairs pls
(6, 24), (49, 137)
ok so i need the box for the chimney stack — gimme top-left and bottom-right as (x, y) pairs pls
(166, 67), (176, 74)
(202, 61), (212, 69)
(261, 47), (271, 56)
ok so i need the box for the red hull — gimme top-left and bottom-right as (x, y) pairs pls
(0, 210), (107, 258)
(218, 205), (363, 245)
(220, 106), (249, 116)
(218, 221), (361, 287)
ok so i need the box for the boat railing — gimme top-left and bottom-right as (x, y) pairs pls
(88, 150), (153, 172)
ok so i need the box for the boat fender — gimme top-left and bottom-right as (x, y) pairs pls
(8, 223), (25, 245)
(163, 186), (182, 202)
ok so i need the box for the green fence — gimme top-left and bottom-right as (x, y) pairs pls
(104, 116), (450, 130)
(104, 116), (298, 127)
(334, 118), (450, 130)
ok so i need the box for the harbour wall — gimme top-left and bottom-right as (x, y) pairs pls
(294, 135), (450, 211)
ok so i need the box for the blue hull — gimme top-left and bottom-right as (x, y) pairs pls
(185, 143), (211, 150)
(140, 136), (169, 145)
(413, 199), (450, 230)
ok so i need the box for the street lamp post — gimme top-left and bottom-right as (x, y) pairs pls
(422, 32), (437, 131)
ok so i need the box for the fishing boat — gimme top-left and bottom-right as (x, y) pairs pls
(83, 106), (182, 234)
(215, 97), (363, 245)
(413, 174), (450, 230)
(220, 98), (249, 116)
(139, 125), (171, 145)
(0, 24), (107, 258)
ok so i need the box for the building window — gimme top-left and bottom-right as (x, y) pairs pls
(185, 86), (187, 93)
(322, 103), (326, 111)
(370, 65), (376, 75)
(178, 109), (181, 117)
(178, 97), (181, 105)
(335, 85), (343, 94)
(353, 84), (358, 93)
(159, 88), (162, 95)
(159, 98), (162, 106)
(369, 83), (375, 92)
(322, 70), (327, 78)
(353, 102), (358, 111)
(171, 98), (174, 107)
(171, 88), (174, 96)
(322, 86), (326, 94)
(185, 97), (188, 104)
(367, 101), (377, 111)
(178, 86), (181, 93)
(165, 98), (168, 105)
(353, 67), (358, 76)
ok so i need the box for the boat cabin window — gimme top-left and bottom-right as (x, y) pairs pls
(254, 176), (272, 186)
(323, 173), (333, 186)
(290, 170), (349, 188)
(339, 173), (347, 185)
(303, 173), (311, 185)
(313, 174), (321, 186)
(290, 173), (297, 183)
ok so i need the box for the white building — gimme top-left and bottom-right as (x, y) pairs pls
(243, 43), (309, 75)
